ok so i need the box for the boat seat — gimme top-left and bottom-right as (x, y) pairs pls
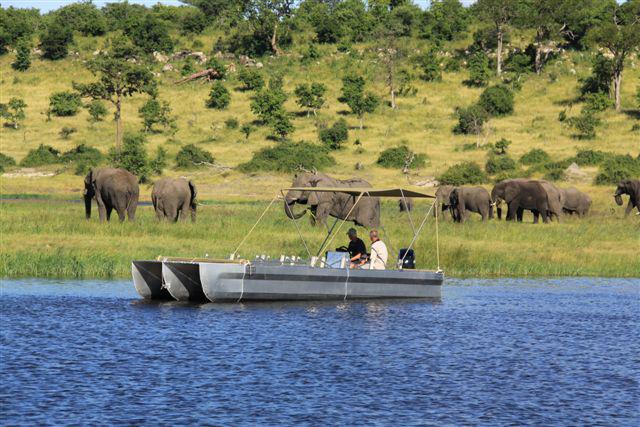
(398, 248), (415, 269)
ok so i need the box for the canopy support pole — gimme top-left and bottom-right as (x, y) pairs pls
(400, 189), (417, 237)
(435, 198), (441, 272)
(400, 200), (435, 267)
(313, 191), (365, 265)
(316, 216), (341, 258)
(281, 190), (313, 261)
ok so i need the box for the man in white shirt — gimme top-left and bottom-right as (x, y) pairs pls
(368, 230), (388, 270)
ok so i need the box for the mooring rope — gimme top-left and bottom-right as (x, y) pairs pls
(344, 266), (350, 301)
(237, 262), (247, 303)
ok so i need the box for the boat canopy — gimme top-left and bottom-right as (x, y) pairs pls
(283, 187), (435, 198)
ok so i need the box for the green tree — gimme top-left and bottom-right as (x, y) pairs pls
(180, 8), (208, 35)
(319, 118), (349, 150)
(251, 87), (287, 124)
(11, 39), (31, 71)
(49, 91), (82, 117)
(0, 7), (41, 54)
(339, 73), (379, 129)
(422, 0), (469, 42)
(269, 109), (294, 140)
(294, 82), (326, 116)
(518, 0), (562, 74)
(247, 0), (295, 56)
(53, 2), (107, 36)
(580, 53), (614, 97)
(109, 133), (150, 181)
(478, 85), (514, 116)
(124, 14), (174, 54)
(86, 100), (108, 123)
(73, 37), (157, 151)
(416, 48), (441, 81)
(150, 146), (168, 175)
(586, 0), (640, 110)
(238, 68), (265, 91)
(475, 0), (521, 75)
(465, 51), (491, 87)
(40, 18), (73, 60)
(138, 97), (177, 133)
(206, 81), (231, 109)
(0, 98), (27, 129)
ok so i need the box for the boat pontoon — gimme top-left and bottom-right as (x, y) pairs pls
(132, 187), (444, 302)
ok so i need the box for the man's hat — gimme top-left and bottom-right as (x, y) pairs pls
(346, 228), (357, 236)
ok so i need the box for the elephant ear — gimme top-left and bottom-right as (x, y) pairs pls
(308, 190), (320, 206)
(504, 184), (519, 202)
(84, 169), (93, 186)
(188, 180), (197, 204)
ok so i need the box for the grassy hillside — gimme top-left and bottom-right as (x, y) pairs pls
(1, 32), (638, 199)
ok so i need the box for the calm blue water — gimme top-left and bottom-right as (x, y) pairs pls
(1, 278), (639, 425)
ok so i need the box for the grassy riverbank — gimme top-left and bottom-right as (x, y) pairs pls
(1, 195), (638, 279)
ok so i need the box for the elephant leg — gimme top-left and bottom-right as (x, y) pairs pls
(625, 200), (633, 216)
(117, 208), (126, 222)
(127, 199), (137, 221)
(532, 209), (539, 224)
(179, 200), (190, 222)
(106, 206), (113, 221)
(97, 201), (107, 222)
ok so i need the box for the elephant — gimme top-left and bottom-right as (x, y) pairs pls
(151, 178), (197, 222)
(398, 197), (413, 212)
(449, 186), (493, 223)
(614, 179), (640, 216)
(284, 172), (380, 228)
(490, 178), (527, 220)
(491, 179), (550, 223)
(434, 185), (454, 219)
(539, 180), (563, 222)
(560, 187), (591, 217)
(84, 168), (139, 222)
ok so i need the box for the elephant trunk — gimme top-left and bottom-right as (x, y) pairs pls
(84, 192), (92, 219)
(284, 200), (306, 220)
(614, 194), (623, 206)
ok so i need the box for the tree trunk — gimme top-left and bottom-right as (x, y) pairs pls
(115, 96), (122, 152)
(613, 69), (622, 111)
(359, 116), (364, 130)
(271, 21), (281, 56)
(390, 87), (396, 110)
(496, 25), (503, 76)
(535, 44), (542, 75)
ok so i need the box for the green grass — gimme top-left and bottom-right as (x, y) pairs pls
(1, 199), (638, 279)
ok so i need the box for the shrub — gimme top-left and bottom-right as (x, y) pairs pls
(138, 98), (176, 133)
(124, 14), (173, 54)
(416, 49), (441, 82)
(301, 44), (320, 63)
(20, 144), (61, 167)
(543, 168), (565, 181)
(583, 92), (613, 113)
(438, 161), (488, 185)
(294, 82), (326, 116)
(478, 85), (514, 116)
(61, 144), (103, 166)
(269, 110), (295, 141)
(225, 118), (239, 129)
(150, 146), (167, 175)
(377, 145), (427, 169)
(505, 51), (532, 75)
(571, 149), (611, 166)
(485, 154), (517, 174)
(240, 123), (255, 141)
(465, 51), (490, 87)
(594, 155), (640, 185)
(40, 19), (73, 60)
(86, 100), (108, 122)
(59, 126), (77, 139)
(11, 40), (31, 71)
(180, 8), (207, 35)
(567, 110), (601, 139)
(206, 81), (230, 110)
(251, 88), (287, 124)
(176, 144), (215, 169)
(0, 98), (27, 129)
(520, 148), (550, 165)
(109, 133), (149, 181)
(0, 153), (17, 171)
(49, 91), (82, 117)
(181, 57), (196, 76)
(453, 104), (488, 135)
(493, 138), (511, 155)
(239, 141), (335, 173)
(237, 68), (264, 91)
(319, 119), (349, 150)
(493, 168), (531, 183)
(580, 53), (613, 97)
(53, 2), (106, 36)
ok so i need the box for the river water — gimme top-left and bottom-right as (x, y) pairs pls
(1, 278), (638, 425)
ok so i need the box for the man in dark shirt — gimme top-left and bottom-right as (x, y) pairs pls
(346, 228), (367, 268)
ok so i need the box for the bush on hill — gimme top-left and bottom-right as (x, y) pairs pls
(594, 155), (640, 185)
(438, 162), (487, 185)
(40, 19), (73, 60)
(49, 91), (82, 117)
(377, 145), (427, 169)
(206, 82), (231, 110)
(485, 154), (517, 174)
(519, 148), (550, 165)
(478, 85), (514, 117)
(570, 149), (612, 166)
(239, 141), (335, 173)
(453, 104), (488, 135)
(53, 2), (107, 36)
(237, 68), (265, 91)
(109, 133), (149, 181)
(319, 119), (348, 150)
(0, 152), (16, 173)
(176, 144), (215, 169)
(20, 145), (61, 167)
(61, 144), (103, 166)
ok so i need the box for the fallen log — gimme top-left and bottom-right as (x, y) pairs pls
(174, 68), (222, 85)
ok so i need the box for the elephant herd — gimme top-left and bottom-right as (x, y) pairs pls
(83, 168), (639, 225)
(432, 178), (639, 224)
(84, 168), (197, 222)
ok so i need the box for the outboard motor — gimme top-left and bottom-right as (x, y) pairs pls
(398, 249), (415, 269)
